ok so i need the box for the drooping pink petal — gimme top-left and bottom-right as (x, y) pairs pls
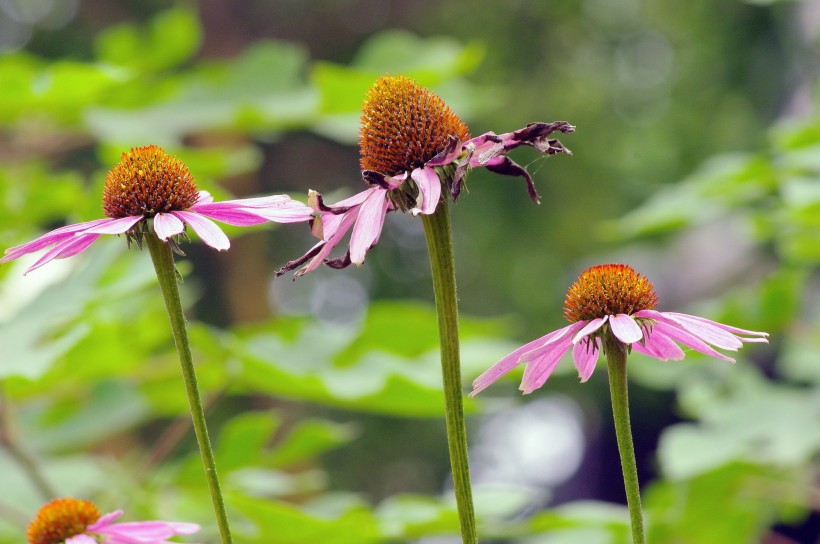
(572, 337), (601, 382)
(153, 212), (185, 240)
(171, 211), (230, 251)
(519, 334), (576, 394)
(470, 322), (585, 396)
(637, 310), (742, 350)
(24, 234), (102, 274)
(100, 520), (200, 540)
(633, 329), (685, 361)
(1, 218), (112, 262)
(425, 135), (461, 167)
(652, 321), (735, 363)
(410, 167), (442, 215)
(349, 188), (389, 265)
(609, 313), (643, 344)
(82, 216), (143, 235)
(661, 311), (769, 341)
(572, 316), (607, 344)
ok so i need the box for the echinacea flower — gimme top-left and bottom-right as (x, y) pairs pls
(277, 75), (574, 276)
(2, 145), (314, 274)
(471, 264), (769, 395)
(26, 497), (199, 544)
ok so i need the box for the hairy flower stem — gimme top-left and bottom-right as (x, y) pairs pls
(421, 199), (477, 544)
(145, 232), (233, 544)
(605, 340), (645, 544)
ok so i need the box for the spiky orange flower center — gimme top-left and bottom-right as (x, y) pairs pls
(102, 145), (199, 219)
(27, 498), (100, 544)
(564, 264), (659, 323)
(359, 75), (470, 176)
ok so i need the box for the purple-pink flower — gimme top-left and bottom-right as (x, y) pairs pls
(471, 264), (769, 396)
(2, 145), (313, 274)
(27, 498), (198, 544)
(277, 75), (573, 277)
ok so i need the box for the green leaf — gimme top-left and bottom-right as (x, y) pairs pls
(645, 463), (796, 544)
(228, 493), (382, 544)
(660, 368), (820, 479)
(216, 412), (282, 471)
(95, 7), (201, 71)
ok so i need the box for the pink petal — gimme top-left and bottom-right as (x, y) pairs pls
(194, 190), (214, 205)
(609, 314), (643, 344)
(87, 510), (123, 531)
(519, 334), (576, 394)
(349, 188), (389, 265)
(572, 337), (601, 382)
(572, 316), (607, 344)
(65, 536), (96, 544)
(100, 521), (200, 540)
(1, 218), (111, 262)
(171, 211), (230, 251)
(24, 234), (101, 274)
(82, 216), (143, 235)
(153, 213), (185, 240)
(470, 322), (585, 396)
(193, 198), (314, 225)
(633, 329), (685, 361)
(652, 321), (735, 363)
(638, 310), (742, 350)
(410, 167), (442, 215)
(662, 311), (769, 340)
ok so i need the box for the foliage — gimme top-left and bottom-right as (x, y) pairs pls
(0, 2), (818, 544)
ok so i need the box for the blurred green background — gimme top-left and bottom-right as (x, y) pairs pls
(1, 1), (818, 543)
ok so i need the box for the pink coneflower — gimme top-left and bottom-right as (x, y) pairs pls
(26, 498), (199, 544)
(2, 145), (314, 274)
(471, 264), (769, 396)
(277, 75), (574, 276)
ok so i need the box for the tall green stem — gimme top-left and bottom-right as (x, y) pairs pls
(145, 232), (233, 544)
(421, 199), (477, 544)
(605, 340), (645, 544)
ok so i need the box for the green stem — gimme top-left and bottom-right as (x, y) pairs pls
(145, 232), (233, 544)
(421, 200), (477, 544)
(605, 340), (645, 544)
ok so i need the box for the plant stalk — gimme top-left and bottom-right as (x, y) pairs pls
(421, 199), (477, 544)
(145, 232), (233, 544)
(605, 340), (646, 544)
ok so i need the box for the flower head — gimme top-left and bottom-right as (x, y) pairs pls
(2, 145), (314, 274)
(277, 75), (574, 277)
(470, 264), (769, 396)
(27, 498), (198, 544)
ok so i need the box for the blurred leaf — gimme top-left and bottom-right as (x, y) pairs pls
(24, 380), (149, 452)
(660, 368), (820, 479)
(645, 463), (796, 544)
(606, 153), (775, 240)
(228, 468), (325, 498)
(525, 501), (630, 544)
(269, 418), (358, 467)
(95, 7), (202, 72)
(87, 41), (316, 144)
(233, 301), (513, 416)
(0, 243), (156, 381)
(216, 411), (282, 471)
(228, 493), (382, 544)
